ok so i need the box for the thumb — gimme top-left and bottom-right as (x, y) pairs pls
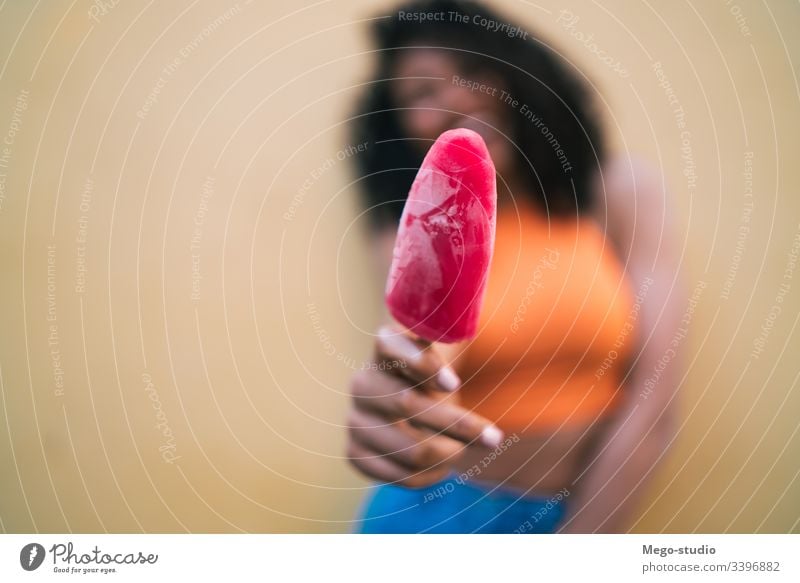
(374, 325), (461, 393)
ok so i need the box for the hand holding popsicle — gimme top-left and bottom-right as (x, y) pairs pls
(347, 129), (502, 488)
(348, 326), (504, 488)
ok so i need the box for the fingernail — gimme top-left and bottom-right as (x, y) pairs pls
(480, 425), (504, 448)
(437, 366), (461, 392)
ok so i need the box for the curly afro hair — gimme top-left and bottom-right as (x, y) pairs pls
(349, 0), (605, 229)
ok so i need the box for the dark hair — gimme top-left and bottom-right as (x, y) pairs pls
(350, 0), (604, 229)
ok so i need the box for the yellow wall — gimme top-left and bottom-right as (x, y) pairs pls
(0, 0), (797, 532)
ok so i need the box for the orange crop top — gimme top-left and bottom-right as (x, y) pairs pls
(459, 197), (640, 432)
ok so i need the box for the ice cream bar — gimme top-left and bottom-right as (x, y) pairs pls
(385, 128), (497, 343)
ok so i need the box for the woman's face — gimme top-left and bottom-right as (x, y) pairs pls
(390, 49), (517, 179)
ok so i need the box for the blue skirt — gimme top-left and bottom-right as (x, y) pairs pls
(356, 474), (568, 534)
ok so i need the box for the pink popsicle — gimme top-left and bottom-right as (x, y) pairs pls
(385, 128), (497, 343)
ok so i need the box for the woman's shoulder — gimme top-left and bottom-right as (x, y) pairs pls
(589, 154), (671, 253)
(595, 155), (665, 215)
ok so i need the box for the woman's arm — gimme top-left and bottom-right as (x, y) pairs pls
(558, 158), (686, 533)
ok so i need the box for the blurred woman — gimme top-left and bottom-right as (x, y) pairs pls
(346, 0), (684, 533)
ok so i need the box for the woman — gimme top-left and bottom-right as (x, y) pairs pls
(346, 0), (684, 533)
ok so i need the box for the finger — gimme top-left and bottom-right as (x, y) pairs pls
(351, 370), (502, 447)
(404, 393), (504, 447)
(375, 325), (460, 392)
(351, 368), (410, 411)
(347, 439), (450, 489)
(349, 408), (463, 471)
